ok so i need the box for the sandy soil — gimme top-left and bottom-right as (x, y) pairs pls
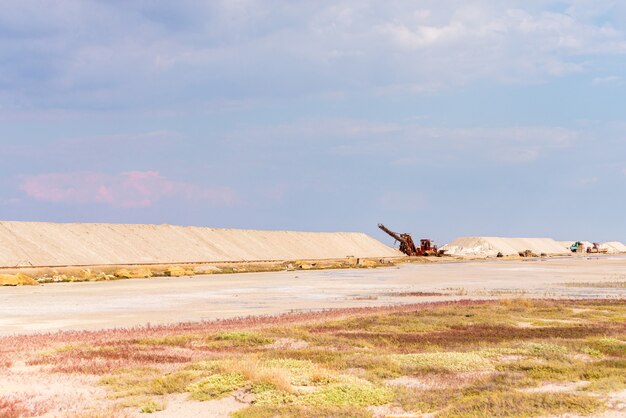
(150, 393), (248, 418)
(1, 256), (624, 336)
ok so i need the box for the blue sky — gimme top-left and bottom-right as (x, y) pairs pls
(0, 0), (624, 245)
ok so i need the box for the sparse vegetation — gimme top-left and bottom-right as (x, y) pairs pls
(302, 379), (394, 407)
(4, 257), (399, 285)
(0, 395), (50, 418)
(187, 372), (246, 400)
(440, 391), (603, 417)
(231, 405), (373, 418)
(391, 352), (495, 373)
(2, 299), (625, 416)
(561, 281), (626, 288)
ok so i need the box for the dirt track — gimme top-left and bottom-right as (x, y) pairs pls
(1, 256), (625, 336)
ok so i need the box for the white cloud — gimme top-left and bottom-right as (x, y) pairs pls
(394, 125), (576, 164)
(592, 76), (623, 86)
(325, 122), (576, 163)
(226, 117), (577, 165)
(19, 171), (238, 208)
(0, 1), (625, 109)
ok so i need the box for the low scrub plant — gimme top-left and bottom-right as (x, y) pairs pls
(186, 372), (246, 401)
(440, 391), (602, 417)
(138, 398), (166, 413)
(231, 405), (373, 418)
(147, 370), (206, 394)
(302, 380), (393, 407)
(253, 388), (298, 406)
(7, 299), (626, 417)
(585, 337), (626, 356)
(137, 335), (197, 347)
(391, 352), (495, 373)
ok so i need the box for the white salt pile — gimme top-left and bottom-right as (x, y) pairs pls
(600, 241), (626, 253)
(0, 221), (401, 268)
(442, 237), (572, 257)
(443, 237), (626, 257)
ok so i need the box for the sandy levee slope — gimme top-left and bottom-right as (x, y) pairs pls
(441, 237), (570, 257)
(0, 221), (401, 268)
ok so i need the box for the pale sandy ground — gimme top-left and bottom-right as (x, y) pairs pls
(1, 255), (624, 336)
(1, 256), (625, 417)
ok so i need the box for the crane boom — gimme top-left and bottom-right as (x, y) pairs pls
(378, 223), (418, 256)
(377, 223), (404, 243)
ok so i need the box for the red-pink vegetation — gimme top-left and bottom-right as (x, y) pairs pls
(0, 302), (489, 380)
(386, 291), (445, 297)
(0, 394), (50, 418)
(28, 344), (195, 374)
(0, 299), (623, 417)
(2, 299), (623, 373)
(0, 355), (11, 368)
(2, 300), (488, 354)
(327, 323), (623, 349)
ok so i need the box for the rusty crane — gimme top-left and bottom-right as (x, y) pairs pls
(378, 223), (443, 257)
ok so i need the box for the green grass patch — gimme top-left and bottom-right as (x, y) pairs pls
(202, 331), (274, 348)
(184, 360), (223, 373)
(440, 391), (603, 417)
(146, 370), (206, 394)
(585, 337), (626, 356)
(100, 367), (161, 398)
(82, 299), (626, 417)
(253, 389), (298, 406)
(498, 359), (580, 381)
(392, 352), (494, 373)
(231, 405), (373, 418)
(139, 398), (166, 414)
(580, 359), (626, 391)
(302, 379), (393, 407)
(186, 372), (246, 401)
(137, 335), (197, 347)
(261, 349), (348, 370)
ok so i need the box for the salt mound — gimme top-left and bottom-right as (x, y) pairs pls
(0, 221), (401, 268)
(600, 241), (626, 253)
(441, 237), (569, 257)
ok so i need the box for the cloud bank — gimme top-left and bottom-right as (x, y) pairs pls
(1, 1), (625, 111)
(19, 171), (238, 208)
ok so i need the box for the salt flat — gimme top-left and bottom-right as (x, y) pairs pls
(1, 256), (624, 336)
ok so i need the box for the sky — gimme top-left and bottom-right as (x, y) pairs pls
(0, 0), (625, 246)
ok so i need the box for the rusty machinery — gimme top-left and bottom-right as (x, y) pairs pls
(587, 243), (608, 254)
(378, 223), (443, 256)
